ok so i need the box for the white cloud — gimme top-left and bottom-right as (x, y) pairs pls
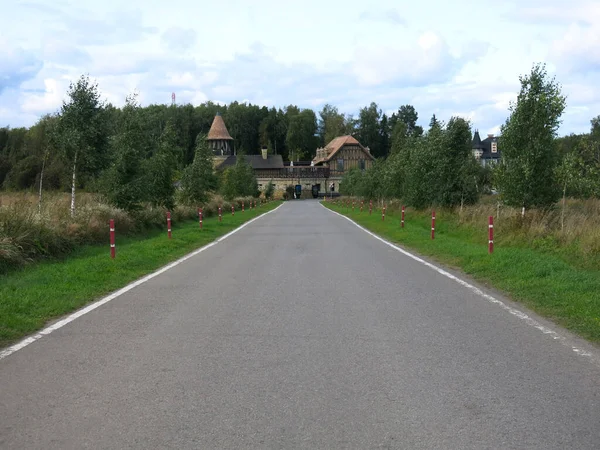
(351, 32), (459, 86)
(20, 78), (64, 113)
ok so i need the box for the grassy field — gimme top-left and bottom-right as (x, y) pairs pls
(324, 199), (600, 344)
(0, 201), (280, 348)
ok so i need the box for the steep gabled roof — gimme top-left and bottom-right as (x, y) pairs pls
(312, 135), (374, 164)
(472, 130), (483, 149)
(207, 112), (233, 141)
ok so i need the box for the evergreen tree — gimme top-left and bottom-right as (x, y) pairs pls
(264, 179), (275, 199)
(220, 152), (258, 199)
(144, 120), (179, 210)
(180, 133), (217, 205)
(99, 94), (146, 211)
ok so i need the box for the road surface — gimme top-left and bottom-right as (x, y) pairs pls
(1, 201), (599, 449)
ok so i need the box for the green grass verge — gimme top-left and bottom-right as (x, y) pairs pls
(0, 202), (280, 348)
(325, 201), (600, 344)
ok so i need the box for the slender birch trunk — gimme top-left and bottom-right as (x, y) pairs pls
(38, 149), (48, 215)
(561, 182), (567, 233)
(70, 149), (78, 218)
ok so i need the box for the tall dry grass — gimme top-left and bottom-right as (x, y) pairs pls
(0, 191), (257, 273)
(454, 196), (600, 258)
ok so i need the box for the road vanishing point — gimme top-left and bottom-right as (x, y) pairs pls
(1, 201), (599, 449)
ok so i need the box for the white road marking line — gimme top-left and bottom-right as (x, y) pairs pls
(0, 204), (284, 361)
(324, 204), (600, 366)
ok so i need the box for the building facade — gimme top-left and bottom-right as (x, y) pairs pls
(472, 131), (500, 166)
(207, 113), (374, 198)
(312, 135), (375, 194)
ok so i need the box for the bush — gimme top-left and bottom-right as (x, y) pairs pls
(264, 180), (275, 199)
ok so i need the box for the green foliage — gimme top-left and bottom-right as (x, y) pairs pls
(390, 105), (424, 139)
(339, 168), (364, 196)
(357, 102), (384, 158)
(346, 116), (482, 208)
(264, 179), (275, 199)
(220, 154), (259, 200)
(144, 120), (178, 210)
(495, 63), (566, 209)
(180, 133), (217, 205)
(286, 109), (318, 161)
(54, 74), (110, 185)
(318, 104), (351, 145)
(99, 94), (146, 211)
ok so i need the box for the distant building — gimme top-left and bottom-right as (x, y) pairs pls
(207, 113), (375, 198)
(207, 112), (234, 156)
(472, 131), (500, 167)
(312, 135), (375, 194)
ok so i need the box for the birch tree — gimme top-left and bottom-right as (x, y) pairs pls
(57, 75), (108, 217)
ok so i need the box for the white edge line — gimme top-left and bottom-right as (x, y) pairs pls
(322, 203), (600, 366)
(0, 203), (284, 361)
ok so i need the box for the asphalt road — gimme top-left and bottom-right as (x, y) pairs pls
(1, 200), (599, 449)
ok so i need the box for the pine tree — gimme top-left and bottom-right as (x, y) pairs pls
(180, 133), (217, 205)
(100, 94), (146, 211)
(144, 120), (179, 210)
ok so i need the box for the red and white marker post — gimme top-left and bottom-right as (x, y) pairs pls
(231, 205), (235, 216)
(382, 205), (386, 221)
(109, 219), (115, 259)
(369, 200), (373, 215)
(360, 201), (364, 212)
(431, 210), (436, 240)
(488, 216), (494, 254)
(199, 208), (203, 229)
(352, 200), (355, 211)
(401, 205), (405, 228)
(242, 202), (245, 212)
(218, 206), (222, 222)
(167, 211), (172, 239)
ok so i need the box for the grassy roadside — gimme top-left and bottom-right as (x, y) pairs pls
(0, 201), (280, 347)
(324, 201), (600, 344)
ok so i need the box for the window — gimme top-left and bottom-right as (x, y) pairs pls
(491, 142), (498, 153)
(337, 159), (344, 172)
(359, 159), (365, 170)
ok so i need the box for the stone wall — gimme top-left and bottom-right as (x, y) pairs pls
(256, 177), (342, 198)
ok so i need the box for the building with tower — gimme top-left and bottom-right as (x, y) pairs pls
(207, 112), (234, 156)
(472, 130), (500, 167)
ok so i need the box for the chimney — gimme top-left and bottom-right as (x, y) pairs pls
(488, 134), (494, 139)
(261, 147), (268, 160)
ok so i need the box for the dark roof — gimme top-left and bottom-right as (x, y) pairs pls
(216, 154), (284, 170)
(475, 134), (501, 159)
(472, 130), (483, 149)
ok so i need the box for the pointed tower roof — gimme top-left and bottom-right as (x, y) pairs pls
(208, 112), (233, 140)
(472, 130), (483, 149)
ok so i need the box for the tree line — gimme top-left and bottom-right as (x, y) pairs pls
(1, 64), (598, 214)
(340, 64), (600, 211)
(0, 75), (425, 195)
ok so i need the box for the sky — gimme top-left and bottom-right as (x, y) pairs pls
(1, 0), (599, 136)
